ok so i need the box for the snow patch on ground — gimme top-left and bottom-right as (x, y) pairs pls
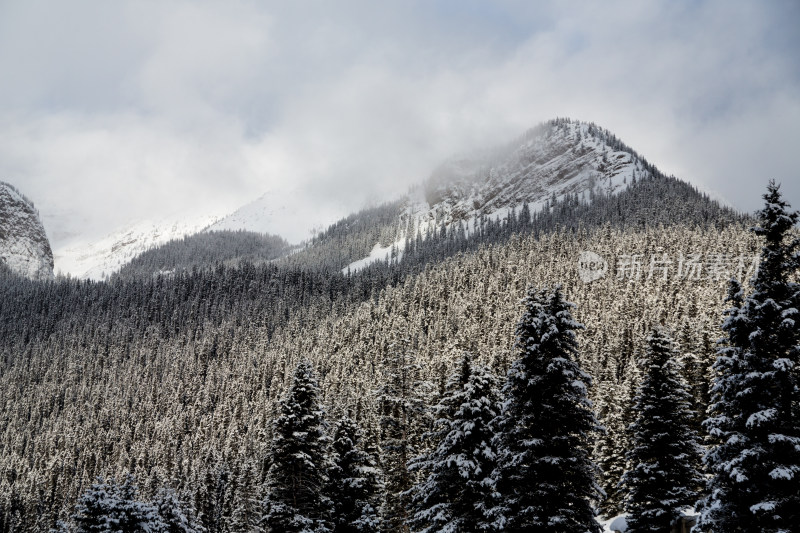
(599, 508), (698, 532)
(602, 515), (628, 532)
(343, 241), (400, 273)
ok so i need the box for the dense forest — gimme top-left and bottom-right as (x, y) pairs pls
(1, 166), (797, 531)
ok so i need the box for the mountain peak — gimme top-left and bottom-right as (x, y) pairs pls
(403, 118), (650, 232)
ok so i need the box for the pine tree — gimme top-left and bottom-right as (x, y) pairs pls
(228, 460), (261, 533)
(594, 377), (628, 519)
(621, 327), (703, 532)
(70, 475), (163, 532)
(677, 320), (709, 438)
(409, 353), (499, 533)
(263, 360), (332, 533)
(154, 487), (206, 533)
(195, 460), (230, 533)
(491, 285), (602, 532)
(328, 415), (381, 533)
(377, 339), (428, 533)
(700, 181), (800, 532)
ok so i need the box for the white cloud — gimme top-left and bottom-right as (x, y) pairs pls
(0, 0), (797, 249)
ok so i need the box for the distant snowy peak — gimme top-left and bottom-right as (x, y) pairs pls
(54, 212), (224, 280)
(0, 182), (54, 280)
(207, 190), (339, 244)
(404, 119), (649, 231)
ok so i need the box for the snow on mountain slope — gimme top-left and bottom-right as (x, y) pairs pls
(54, 212), (224, 280)
(207, 189), (344, 244)
(52, 190), (323, 280)
(206, 193), (290, 235)
(407, 119), (641, 229)
(344, 119), (652, 272)
(52, 119), (665, 279)
(0, 182), (54, 280)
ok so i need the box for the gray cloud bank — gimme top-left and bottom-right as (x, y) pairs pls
(0, 0), (798, 244)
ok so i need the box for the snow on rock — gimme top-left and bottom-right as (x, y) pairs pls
(345, 119), (651, 273)
(0, 181), (54, 280)
(403, 119), (640, 232)
(604, 515), (628, 532)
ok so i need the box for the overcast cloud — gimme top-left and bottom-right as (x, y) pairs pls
(0, 0), (798, 245)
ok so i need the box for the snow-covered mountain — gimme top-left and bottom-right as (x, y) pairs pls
(344, 119), (653, 272)
(0, 181), (54, 280)
(207, 189), (344, 244)
(406, 119), (643, 231)
(207, 193), (292, 235)
(50, 119), (680, 279)
(53, 212), (224, 280)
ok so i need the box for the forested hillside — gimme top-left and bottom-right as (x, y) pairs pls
(0, 214), (759, 529)
(114, 231), (291, 281)
(3, 120), (792, 533)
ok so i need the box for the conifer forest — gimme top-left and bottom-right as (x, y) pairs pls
(1, 147), (799, 531)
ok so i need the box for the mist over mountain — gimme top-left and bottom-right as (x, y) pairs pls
(2, 0), (798, 527)
(45, 119), (742, 281)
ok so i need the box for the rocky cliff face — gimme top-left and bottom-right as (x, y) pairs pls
(0, 182), (54, 280)
(403, 118), (649, 230)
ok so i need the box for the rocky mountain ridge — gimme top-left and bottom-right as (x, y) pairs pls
(0, 181), (54, 280)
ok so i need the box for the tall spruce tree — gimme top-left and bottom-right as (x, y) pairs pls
(263, 360), (332, 533)
(328, 415), (381, 533)
(594, 377), (629, 519)
(491, 286), (602, 532)
(409, 354), (499, 533)
(621, 327), (703, 532)
(154, 487), (206, 533)
(377, 339), (428, 533)
(700, 181), (800, 532)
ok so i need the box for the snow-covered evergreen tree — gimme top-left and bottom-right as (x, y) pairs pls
(594, 376), (630, 519)
(621, 327), (703, 532)
(491, 285), (602, 532)
(700, 181), (800, 532)
(228, 460), (261, 533)
(408, 354), (499, 533)
(262, 360), (332, 533)
(327, 415), (381, 533)
(154, 487), (206, 533)
(69, 475), (163, 532)
(377, 339), (428, 533)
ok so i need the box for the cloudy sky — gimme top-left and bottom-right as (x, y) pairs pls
(1, 0), (798, 245)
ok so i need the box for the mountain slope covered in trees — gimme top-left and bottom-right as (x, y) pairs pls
(0, 221), (760, 530)
(2, 119), (785, 532)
